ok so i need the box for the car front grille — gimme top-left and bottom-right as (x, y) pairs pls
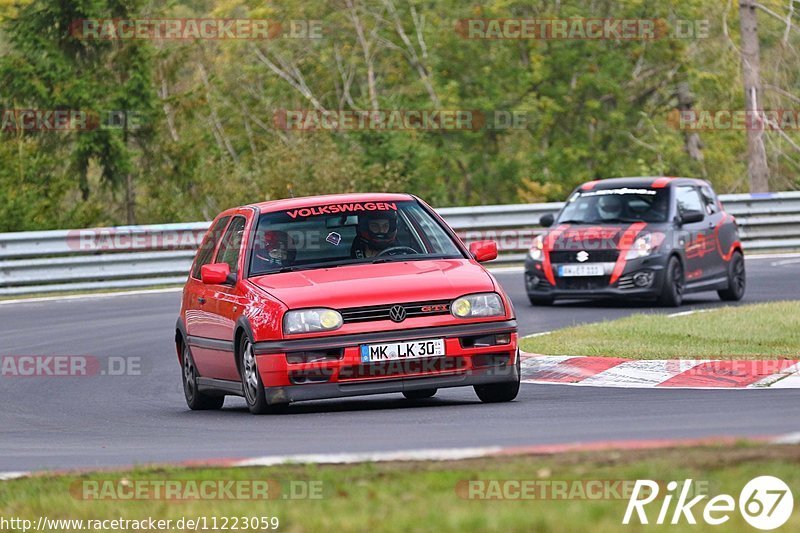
(340, 300), (451, 324)
(556, 276), (612, 291)
(549, 250), (619, 263)
(617, 274), (636, 290)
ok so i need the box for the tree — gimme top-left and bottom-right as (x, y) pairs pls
(0, 0), (157, 224)
(738, 0), (770, 192)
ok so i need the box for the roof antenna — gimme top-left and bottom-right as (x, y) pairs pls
(287, 184), (295, 199)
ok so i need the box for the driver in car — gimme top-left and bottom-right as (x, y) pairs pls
(596, 194), (625, 221)
(351, 210), (401, 258)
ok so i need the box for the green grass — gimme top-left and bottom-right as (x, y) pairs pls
(1, 445), (799, 532)
(520, 301), (800, 359)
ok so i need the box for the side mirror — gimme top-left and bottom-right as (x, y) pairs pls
(201, 263), (232, 285)
(680, 210), (705, 225)
(539, 214), (555, 228)
(469, 240), (498, 262)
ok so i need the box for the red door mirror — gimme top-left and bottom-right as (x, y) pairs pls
(201, 263), (232, 285)
(469, 240), (498, 262)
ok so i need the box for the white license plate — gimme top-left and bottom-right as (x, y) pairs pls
(558, 264), (605, 277)
(360, 338), (445, 363)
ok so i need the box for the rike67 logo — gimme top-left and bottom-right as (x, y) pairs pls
(623, 476), (794, 530)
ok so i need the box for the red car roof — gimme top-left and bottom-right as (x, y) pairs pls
(249, 192), (414, 213)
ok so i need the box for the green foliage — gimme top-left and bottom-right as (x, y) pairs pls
(1, 0), (799, 230)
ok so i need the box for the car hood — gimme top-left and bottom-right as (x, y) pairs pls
(249, 259), (495, 309)
(547, 223), (652, 250)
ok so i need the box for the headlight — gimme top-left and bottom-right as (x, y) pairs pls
(451, 293), (505, 318)
(283, 308), (343, 335)
(529, 235), (544, 261)
(626, 232), (666, 260)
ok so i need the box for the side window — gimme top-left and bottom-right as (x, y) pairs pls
(215, 216), (247, 274)
(700, 186), (719, 215)
(191, 216), (230, 279)
(676, 186), (704, 215)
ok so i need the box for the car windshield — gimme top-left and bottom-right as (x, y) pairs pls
(248, 200), (465, 276)
(558, 187), (670, 224)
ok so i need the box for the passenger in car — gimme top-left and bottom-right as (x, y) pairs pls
(252, 230), (296, 271)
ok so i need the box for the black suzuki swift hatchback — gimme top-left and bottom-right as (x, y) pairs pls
(524, 177), (745, 307)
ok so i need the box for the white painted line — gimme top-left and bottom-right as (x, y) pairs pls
(233, 447), (503, 467)
(487, 266), (523, 274)
(746, 252), (800, 260)
(765, 364), (800, 389)
(0, 287), (182, 306)
(578, 360), (707, 388)
(521, 355), (575, 372)
(748, 362), (799, 388)
(521, 331), (552, 339)
(772, 432), (800, 445)
(522, 380), (798, 390)
(0, 472), (31, 481)
(667, 308), (715, 318)
(519, 356), (800, 389)
(521, 355), (585, 383)
(770, 258), (800, 267)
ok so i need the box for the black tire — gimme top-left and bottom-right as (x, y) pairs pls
(402, 389), (437, 400)
(528, 294), (555, 306)
(182, 342), (224, 410)
(718, 251), (746, 301)
(240, 334), (286, 414)
(657, 256), (685, 307)
(474, 352), (521, 403)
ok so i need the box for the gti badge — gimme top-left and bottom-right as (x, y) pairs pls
(389, 305), (407, 323)
(576, 251), (589, 263)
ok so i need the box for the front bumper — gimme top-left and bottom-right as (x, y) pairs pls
(263, 364), (519, 404)
(252, 320), (519, 404)
(524, 254), (669, 299)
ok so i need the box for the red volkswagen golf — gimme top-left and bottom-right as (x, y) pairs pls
(176, 193), (520, 414)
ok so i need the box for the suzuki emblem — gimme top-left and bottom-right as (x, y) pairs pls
(576, 251), (589, 263)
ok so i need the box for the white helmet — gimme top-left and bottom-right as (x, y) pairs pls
(597, 195), (623, 220)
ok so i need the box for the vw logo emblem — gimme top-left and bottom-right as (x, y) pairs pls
(576, 251), (589, 263)
(389, 305), (407, 323)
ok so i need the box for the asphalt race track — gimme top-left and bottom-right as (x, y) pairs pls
(1, 255), (799, 472)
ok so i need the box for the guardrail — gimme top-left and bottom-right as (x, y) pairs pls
(1, 191), (799, 295)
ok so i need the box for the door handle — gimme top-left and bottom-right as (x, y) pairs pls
(198, 297), (206, 305)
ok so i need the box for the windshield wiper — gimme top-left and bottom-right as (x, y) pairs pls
(255, 254), (458, 275)
(370, 255), (422, 264)
(371, 253), (455, 264)
(265, 259), (365, 274)
(592, 217), (640, 224)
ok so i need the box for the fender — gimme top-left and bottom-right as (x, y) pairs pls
(175, 318), (188, 363)
(234, 315), (257, 350)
